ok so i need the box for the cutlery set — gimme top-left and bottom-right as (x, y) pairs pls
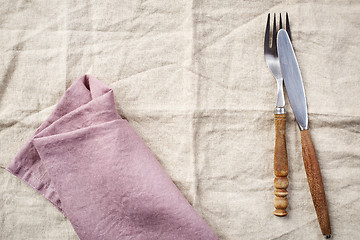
(264, 13), (331, 238)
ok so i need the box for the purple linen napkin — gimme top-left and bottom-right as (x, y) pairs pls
(7, 75), (218, 240)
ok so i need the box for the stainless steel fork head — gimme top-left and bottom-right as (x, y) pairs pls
(264, 13), (291, 112)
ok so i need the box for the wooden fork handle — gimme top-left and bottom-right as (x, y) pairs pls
(273, 113), (289, 217)
(300, 130), (331, 237)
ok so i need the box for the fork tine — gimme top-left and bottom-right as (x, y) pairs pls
(264, 13), (270, 50)
(286, 12), (292, 41)
(272, 13), (277, 48)
(279, 13), (283, 29)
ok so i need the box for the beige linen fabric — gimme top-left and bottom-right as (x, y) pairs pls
(1, 0), (359, 239)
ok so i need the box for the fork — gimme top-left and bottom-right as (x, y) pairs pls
(264, 13), (292, 217)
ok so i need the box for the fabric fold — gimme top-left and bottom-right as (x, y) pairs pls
(7, 75), (218, 240)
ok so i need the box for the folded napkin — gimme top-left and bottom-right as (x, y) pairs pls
(7, 75), (218, 240)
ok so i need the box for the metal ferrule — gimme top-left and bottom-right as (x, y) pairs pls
(299, 124), (308, 131)
(275, 107), (286, 115)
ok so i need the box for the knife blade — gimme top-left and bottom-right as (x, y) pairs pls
(277, 30), (308, 130)
(277, 29), (331, 238)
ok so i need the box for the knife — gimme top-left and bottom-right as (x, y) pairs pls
(277, 29), (331, 238)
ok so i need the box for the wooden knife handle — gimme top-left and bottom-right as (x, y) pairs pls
(300, 130), (331, 237)
(273, 113), (289, 217)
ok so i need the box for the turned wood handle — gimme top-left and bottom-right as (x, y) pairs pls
(300, 130), (331, 237)
(273, 113), (289, 217)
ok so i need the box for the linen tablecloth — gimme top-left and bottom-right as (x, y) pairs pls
(1, 0), (359, 239)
